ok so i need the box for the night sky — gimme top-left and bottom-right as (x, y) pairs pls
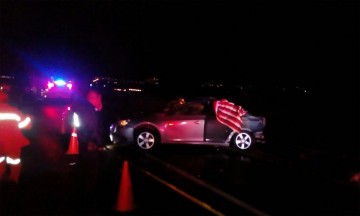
(1, 1), (359, 89)
(1, 0), (359, 149)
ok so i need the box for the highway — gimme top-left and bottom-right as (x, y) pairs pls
(0, 90), (359, 215)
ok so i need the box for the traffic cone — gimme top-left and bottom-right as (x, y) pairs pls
(66, 127), (79, 155)
(115, 160), (134, 212)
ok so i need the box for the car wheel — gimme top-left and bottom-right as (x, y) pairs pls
(135, 130), (159, 150)
(232, 131), (253, 150)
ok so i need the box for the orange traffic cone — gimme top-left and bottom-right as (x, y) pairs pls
(115, 160), (134, 212)
(66, 127), (79, 155)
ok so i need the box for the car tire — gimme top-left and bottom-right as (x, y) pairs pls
(231, 131), (253, 150)
(135, 129), (159, 150)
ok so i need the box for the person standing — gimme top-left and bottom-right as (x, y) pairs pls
(0, 90), (31, 183)
(73, 88), (105, 154)
(71, 87), (106, 213)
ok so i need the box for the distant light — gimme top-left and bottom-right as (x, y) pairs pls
(128, 88), (142, 92)
(66, 83), (73, 89)
(47, 82), (55, 89)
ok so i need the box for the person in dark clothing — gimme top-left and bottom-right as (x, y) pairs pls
(73, 88), (105, 153)
(71, 87), (106, 213)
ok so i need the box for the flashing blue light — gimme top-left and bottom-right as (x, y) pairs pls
(54, 79), (66, 86)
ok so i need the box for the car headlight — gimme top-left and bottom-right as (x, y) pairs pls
(119, 119), (130, 127)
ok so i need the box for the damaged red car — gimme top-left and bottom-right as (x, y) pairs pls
(109, 97), (266, 150)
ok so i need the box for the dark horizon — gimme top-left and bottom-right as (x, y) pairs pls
(1, 1), (358, 91)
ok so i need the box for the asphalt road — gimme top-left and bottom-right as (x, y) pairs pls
(1, 91), (358, 215)
(0, 141), (217, 216)
(0, 98), (223, 215)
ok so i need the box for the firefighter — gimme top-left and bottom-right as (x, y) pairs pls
(0, 89), (31, 183)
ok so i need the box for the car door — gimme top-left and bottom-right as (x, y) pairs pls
(204, 106), (232, 142)
(162, 102), (205, 143)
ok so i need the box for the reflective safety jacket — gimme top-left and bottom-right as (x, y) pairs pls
(0, 102), (31, 158)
